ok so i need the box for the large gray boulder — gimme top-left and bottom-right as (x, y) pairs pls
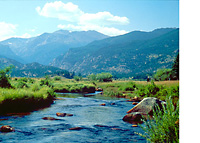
(127, 97), (165, 115)
(123, 97), (165, 123)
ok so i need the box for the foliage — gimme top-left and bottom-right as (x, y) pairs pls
(87, 74), (97, 81)
(118, 82), (137, 91)
(171, 53), (179, 80)
(153, 68), (172, 81)
(53, 83), (95, 93)
(18, 77), (28, 83)
(0, 66), (14, 88)
(138, 96), (179, 142)
(74, 76), (82, 81)
(96, 73), (113, 82)
(53, 76), (61, 81)
(28, 78), (35, 84)
(0, 86), (56, 114)
(40, 76), (53, 87)
(16, 81), (29, 88)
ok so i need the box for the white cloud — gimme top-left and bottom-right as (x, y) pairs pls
(36, 1), (83, 22)
(79, 11), (129, 26)
(37, 1), (130, 36)
(15, 33), (32, 39)
(0, 22), (17, 41)
(58, 24), (128, 36)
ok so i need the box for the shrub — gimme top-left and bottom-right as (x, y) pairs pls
(28, 78), (35, 84)
(18, 77), (28, 83)
(138, 96), (179, 142)
(32, 84), (41, 92)
(74, 76), (82, 81)
(16, 81), (29, 88)
(53, 76), (61, 81)
(96, 73), (113, 82)
(40, 76), (53, 87)
(118, 82), (137, 91)
(0, 66), (13, 88)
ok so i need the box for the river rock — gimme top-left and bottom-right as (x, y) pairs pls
(132, 102), (138, 105)
(0, 125), (15, 132)
(100, 103), (106, 106)
(42, 117), (60, 120)
(127, 96), (141, 102)
(69, 127), (83, 130)
(122, 112), (144, 123)
(56, 113), (66, 117)
(127, 97), (165, 115)
(96, 87), (103, 91)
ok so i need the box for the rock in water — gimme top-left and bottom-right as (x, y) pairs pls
(42, 117), (60, 120)
(122, 112), (144, 123)
(0, 125), (15, 132)
(127, 97), (165, 115)
(56, 113), (67, 117)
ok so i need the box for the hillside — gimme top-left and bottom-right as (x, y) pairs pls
(1, 30), (109, 65)
(50, 28), (179, 78)
(0, 57), (72, 78)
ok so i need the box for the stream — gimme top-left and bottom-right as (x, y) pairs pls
(0, 93), (146, 143)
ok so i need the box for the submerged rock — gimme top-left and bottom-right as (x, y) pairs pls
(0, 125), (15, 132)
(69, 127), (83, 130)
(42, 117), (60, 120)
(56, 113), (74, 117)
(100, 103), (106, 106)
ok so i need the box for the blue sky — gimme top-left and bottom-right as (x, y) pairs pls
(0, 0), (179, 41)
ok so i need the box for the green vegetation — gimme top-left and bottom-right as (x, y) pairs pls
(88, 72), (113, 82)
(0, 86), (56, 114)
(0, 66), (13, 88)
(138, 96), (179, 142)
(153, 68), (172, 81)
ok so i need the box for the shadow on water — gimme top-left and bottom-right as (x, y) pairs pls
(0, 92), (146, 143)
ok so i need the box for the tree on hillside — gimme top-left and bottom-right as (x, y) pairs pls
(96, 73), (113, 82)
(171, 53), (179, 80)
(0, 66), (14, 88)
(153, 68), (172, 81)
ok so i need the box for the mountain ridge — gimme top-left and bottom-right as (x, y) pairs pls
(50, 28), (179, 78)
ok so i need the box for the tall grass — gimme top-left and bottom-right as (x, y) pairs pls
(0, 86), (56, 114)
(138, 96), (179, 142)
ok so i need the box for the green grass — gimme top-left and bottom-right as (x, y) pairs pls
(0, 85), (56, 114)
(137, 96), (179, 142)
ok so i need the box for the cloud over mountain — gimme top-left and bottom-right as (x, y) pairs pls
(36, 1), (129, 36)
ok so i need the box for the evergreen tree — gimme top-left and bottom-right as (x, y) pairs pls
(171, 53), (179, 80)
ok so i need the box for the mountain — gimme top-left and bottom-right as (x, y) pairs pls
(0, 44), (25, 63)
(50, 28), (179, 78)
(1, 30), (109, 65)
(0, 57), (72, 78)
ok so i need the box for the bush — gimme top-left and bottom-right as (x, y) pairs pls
(53, 76), (61, 81)
(118, 82), (137, 91)
(16, 81), (29, 88)
(138, 96), (179, 142)
(96, 73), (113, 82)
(32, 84), (41, 92)
(0, 66), (13, 88)
(153, 68), (171, 81)
(74, 76), (82, 81)
(28, 78), (35, 84)
(40, 76), (53, 87)
(18, 77), (28, 83)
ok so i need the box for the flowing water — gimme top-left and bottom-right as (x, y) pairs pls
(0, 93), (146, 143)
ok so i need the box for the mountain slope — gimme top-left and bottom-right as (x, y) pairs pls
(51, 28), (179, 78)
(1, 30), (109, 65)
(0, 57), (72, 77)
